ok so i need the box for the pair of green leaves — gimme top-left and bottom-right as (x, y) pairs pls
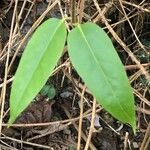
(9, 18), (136, 132)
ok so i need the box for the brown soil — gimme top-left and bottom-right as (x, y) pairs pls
(0, 0), (150, 150)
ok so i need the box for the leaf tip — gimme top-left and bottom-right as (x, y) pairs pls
(7, 118), (13, 128)
(130, 119), (136, 134)
(7, 116), (16, 128)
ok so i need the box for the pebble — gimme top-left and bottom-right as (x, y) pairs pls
(60, 91), (73, 98)
(133, 142), (139, 149)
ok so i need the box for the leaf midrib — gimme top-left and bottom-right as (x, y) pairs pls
(12, 20), (64, 118)
(77, 24), (133, 122)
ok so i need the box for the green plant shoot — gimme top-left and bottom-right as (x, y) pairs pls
(9, 18), (136, 132)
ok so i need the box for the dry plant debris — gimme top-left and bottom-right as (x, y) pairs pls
(0, 0), (150, 149)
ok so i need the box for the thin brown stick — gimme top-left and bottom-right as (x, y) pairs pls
(12, 0), (28, 38)
(77, 85), (86, 150)
(93, 0), (150, 81)
(0, 141), (16, 150)
(61, 105), (97, 150)
(1, 134), (52, 149)
(84, 98), (97, 150)
(71, 0), (76, 23)
(125, 63), (150, 70)
(20, 0), (35, 30)
(123, 132), (129, 150)
(93, 1), (113, 23)
(27, 122), (72, 141)
(7, 0), (58, 73)
(140, 123), (150, 150)
(0, 0), (19, 135)
(78, 0), (85, 23)
(123, 1), (150, 13)
(136, 107), (150, 115)
(2, 107), (102, 127)
(134, 90), (150, 107)
(119, 0), (146, 52)
(0, 77), (14, 88)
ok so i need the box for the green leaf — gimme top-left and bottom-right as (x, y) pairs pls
(40, 85), (51, 96)
(47, 84), (56, 99)
(67, 23), (136, 131)
(9, 18), (67, 124)
(40, 84), (56, 99)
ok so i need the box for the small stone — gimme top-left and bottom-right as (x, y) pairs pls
(60, 91), (73, 98)
(63, 128), (71, 135)
(87, 114), (102, 127)
(133, 142), (139, 149)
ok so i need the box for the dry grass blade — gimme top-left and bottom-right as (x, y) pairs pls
(77, 85), (86, 150)
(134, 90), (150, 107)
(93, 0), (150, 82)
(61, 104), (97, 150)
(27, 122), (72, 142)
(123, 1), (150, 13)
(119, 0), (146, 51)
(140, 123), (150, 150)
(0, 0), (19, 135)
(84, 98), (96, 150)
(125, 63), (150, 70)
(0, 0), (149, 149)
(8, 0), (59, 72)
(78, 0), (85, 23)
(1, 107), (102, 127)
(1, 134), (52, 149)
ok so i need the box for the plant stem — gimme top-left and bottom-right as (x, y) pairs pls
(71, 0), (76, 23)
(78, 0), (85, 23)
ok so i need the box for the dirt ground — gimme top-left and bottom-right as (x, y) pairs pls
(0, 0), (150, 149)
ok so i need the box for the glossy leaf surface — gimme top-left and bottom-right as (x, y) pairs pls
(9, 18), (67, 124)
(67, 23), (136, 131)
